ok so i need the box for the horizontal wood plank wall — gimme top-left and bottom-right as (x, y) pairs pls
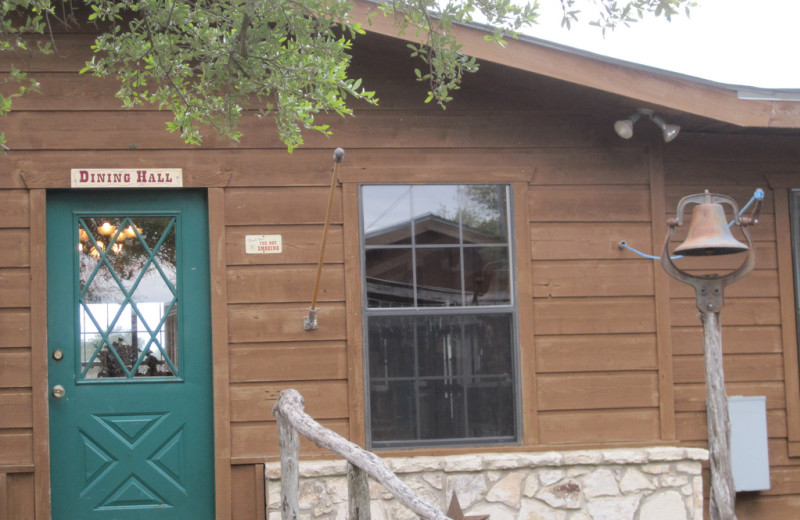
(0, 189), (33, 475)
(663, 133), (800, 519)
(530, 146), (663, 446)
(0, 185), (34, 518)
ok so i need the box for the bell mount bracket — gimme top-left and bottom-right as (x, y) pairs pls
(661, 191), (761, 313)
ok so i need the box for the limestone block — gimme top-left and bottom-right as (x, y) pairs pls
(581, 469), (620, 499)
(302, 461), (348, 477)
(585, 495), (640, 520)
(388, 500), (426, 520)
(483, 453), (528, 470)
(567, 511), (592, 520)
(641, 463), (671, 475)
(368, 479), (389, 500)
(326, 478), (348, 504)
(566, 468), (591, 478)
(676, 461), (702, 475)
(447, 474), (488, 508)
(471, 502), (518, 518)
(423, 472), (445, 490)
(657, 475), (689, 488)
(444, 455), (484, 472)
(486, 472), (526, 508)
(400, 474), (442, 509)
(523, 475), (540, 498)
(638, 490), (687, 520)
(647, 447), (686, 462)
(268, 480), (281, 508)
(539, 468), (566, 486)
(298, 480), (326, 510)
(618, 468), (655, 493)
(601, 449), (648, 465)
(684, 448), (709, 461)
(369, 500), (387, 520)
(519, 498), (568, 520)
(535, 479), (582, 509)
(490, 471), (505, 483)
(563, 451), (603, 465)
(265, 463), (282, 480)
(389, 456), (443, 474)
(692, 477), (704, 520)
(525, 452), (565, 467)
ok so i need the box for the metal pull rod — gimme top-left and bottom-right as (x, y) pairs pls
(304, 148), (345, 330)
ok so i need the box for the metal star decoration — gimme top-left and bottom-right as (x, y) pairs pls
(445, 492), (490, 520)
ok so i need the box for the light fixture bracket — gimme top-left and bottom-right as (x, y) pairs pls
(614, 108), (680, 142)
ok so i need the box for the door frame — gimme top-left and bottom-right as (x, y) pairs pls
(28, 186), (232, 520)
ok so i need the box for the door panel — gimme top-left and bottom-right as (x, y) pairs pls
(47, 190), (214, 519)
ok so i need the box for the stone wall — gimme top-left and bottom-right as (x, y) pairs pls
(264, 447), (708, 519)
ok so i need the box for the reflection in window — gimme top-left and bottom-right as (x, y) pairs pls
(361, 184), (518, 447)
(77, 216), (179, 379)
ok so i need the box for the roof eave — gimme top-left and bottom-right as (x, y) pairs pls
(350, 0), (800, 129)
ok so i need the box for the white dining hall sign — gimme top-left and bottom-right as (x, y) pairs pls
(71, 168), (183, 188)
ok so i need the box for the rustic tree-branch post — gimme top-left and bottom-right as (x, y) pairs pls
(661, 190), (761, 520)
(273, 389), (451, 520)
(701, 311), (737, 519)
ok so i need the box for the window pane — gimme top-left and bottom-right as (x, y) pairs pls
(370, 380), (417, 442)
(464, 247), (510, 305)
(413, 185), (460, 245)
(459, 185), (509, 243)
(415, 248), (462, 307)
(368, 315), (415, 378)
(367, 313), (515, 445)
(419, 379), (466, 439)
(467, 377), (514, 437)
(363, 186), (412, 245)
(365, 248), (414, 307)
(415, 315), (462, 377)
(464, 314), (514, 376)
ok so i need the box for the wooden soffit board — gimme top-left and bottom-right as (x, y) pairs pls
(349, 0), (800, 129)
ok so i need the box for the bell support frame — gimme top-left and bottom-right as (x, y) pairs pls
(660, 191), (762, 313)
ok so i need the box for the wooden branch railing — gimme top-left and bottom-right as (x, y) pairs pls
(272, 389), (451, 520)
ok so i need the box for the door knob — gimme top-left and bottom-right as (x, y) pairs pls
(52, 385), (66, 399)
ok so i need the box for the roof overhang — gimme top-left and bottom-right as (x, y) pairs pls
(349, 0), (800, 129)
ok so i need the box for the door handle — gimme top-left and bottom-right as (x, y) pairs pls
(52, 385), (66, 399)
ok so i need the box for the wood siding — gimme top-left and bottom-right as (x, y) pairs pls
(3, 25), (800, 520)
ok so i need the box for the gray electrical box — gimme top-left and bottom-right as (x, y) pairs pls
(729, 395), (771, 492)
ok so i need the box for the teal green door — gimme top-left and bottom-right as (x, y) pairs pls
(47, 190), (214, 519)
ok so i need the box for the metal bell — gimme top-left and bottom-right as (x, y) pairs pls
(673, 202), (749, 256)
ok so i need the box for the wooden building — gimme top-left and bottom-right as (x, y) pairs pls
(3, 2), (800, 518)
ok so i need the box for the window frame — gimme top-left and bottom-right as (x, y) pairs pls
(359, 183), (522, 449)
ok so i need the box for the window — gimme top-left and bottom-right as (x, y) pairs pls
(360, 184), (519, 448)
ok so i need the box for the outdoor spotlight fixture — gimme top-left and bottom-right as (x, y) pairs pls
(614, 108), (681, 142)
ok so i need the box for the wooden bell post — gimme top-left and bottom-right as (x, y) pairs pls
(661, 190), (761, 520)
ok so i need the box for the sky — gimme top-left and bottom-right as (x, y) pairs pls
(525, 0), (800, 89)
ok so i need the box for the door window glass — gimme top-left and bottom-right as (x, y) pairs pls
(77, 216), (179, 379)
